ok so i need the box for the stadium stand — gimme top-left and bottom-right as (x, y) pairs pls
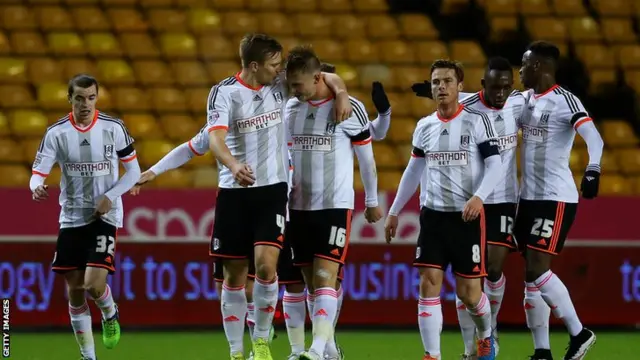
(1, 0), (639, 194)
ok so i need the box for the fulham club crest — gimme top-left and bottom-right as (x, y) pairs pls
(104, 144), (114, 158)
(273, 91), (283, 104)
(460, 135), (470, 148)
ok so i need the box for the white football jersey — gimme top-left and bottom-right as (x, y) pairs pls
(461, 90), (525, 204)
(32, 111), (136, 228)
(286, 96), (371, 210)
(519, 85), (590, 203)
(204, 74), (289, 189)
(412, 105), (499, 212)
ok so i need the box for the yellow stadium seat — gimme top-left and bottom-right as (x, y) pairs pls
(410, 96), (437, 118)
(319, 0), (352, 12)
(27, 58), (63, 85)
(600, 150), (620, 174)
(392, 66), (425, 91)
(463, 67), (484, 92)
(353, 170), (364, 191)
(246, 0), (281, 11)
(61, 59), (97, 81)
(0, 112), (8, 137)
(283, 0), (317, 12)
(151, 88), (188, 112)
(366, 15), (400, 40)
(138, 140), (176, 167)
(385, 92), (411, 117)
(0, 138), (24, 163)
(372, 143), (400, 168)
(72, 7), (111, 31)
(139, 0), (174, 8)
(312, 40), (345, 63)
(332, 15), (367, 39)
(378, 40), (416, 64)
(616, 45), (640, 69)
(36, 6), (73, 31)
(206, 61), (239, 83)
(277, 37), (302, 54)
(148, 9), (186, 32)
(574, 44), (614, 69)
(0, 85), (36, 108)
(296, 14), (332, 38)
(46, 166), (62, 188)
(193, 167), (219, 188)
(120, 33), (160, 59)
(569, 148), (586, 173)
(489, 17), (518, 42)
(258, 12), (294, 36)
(601, 120), (639, 147)
(37, 83), (68, 110)
(160, 114), (200, 141)
(211, 0), (247, 9)
(108, 9), (148, 32)
(526, 17), (567, 42)
(222, 12), (259, 35)
(450, 41), (486, 66)
(188, 151), (216, 168)
(617, 149), (640, 175)
(602, 19), (637, 44)
(591, 0), (631, 16)
(122, 114), (164, 140)
(2, 6), (37, 30)
(333, 63), (359, 89)
(9, 110), (48, 137)
(186, 88), (213, 112)
(551, 0), (586, 15)
(198, 35), (236, 61)
(97, 60), (135, 85)
(11, 32), (48, 55)
(160, 33), (197, 59)
(630, 177), (640, 195)
(519, 0), (551, 15)
(345, 40), (379, 63)
(21, 138), (40, 164)
(86, 33), (122, 57)
(415, 41), (449, 65)
(0, 32), (10, 54)
(112, 87), (152, 112)
(397, 14), (438, 40)
(588, 70), (617, 94)
(353, 0), (389, 12)
(378, 170), (402, 190)
(172, 61), (209, 87)
(0, 58), (26, 84)
(48, 33), (85, 56)
(567, 17), (602, 43)
(0, 165), (30, 188)
(624, 70), (640, 93)
(188, 8), (222, 34)
(599, 175), (631, 195)
(387, 117), (416, 143)
(484, 0), (518, 16)
(132, 60), (174, 86)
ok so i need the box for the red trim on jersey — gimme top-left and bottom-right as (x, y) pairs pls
(308, 96), (334, 107)
(352, 137), (372, 146)
(120, 154), (137, 163)
(234, 72), (263, 91)
(437, 104), (464, 122)
(479, 90), (502, 110)
(31, 170), (48, 177)
(574, 117), (592, 129)
(533, 84), (559, 99)
(208, 125), (228, 132)
(188, 140), (204, 156)
(69, 110), (99, 133)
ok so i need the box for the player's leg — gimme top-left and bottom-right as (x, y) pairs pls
(513, 200), (552, 359)
(523, 201), (595, 360)
(455, 297), (477, 359)
(280, 233), (307, 359)
(323, 268), (345, 360)
(223, 258), (251, 358)
(84, 220), (120, 350)
(246, 255), (257, 340)
(414, 208), (447, 360)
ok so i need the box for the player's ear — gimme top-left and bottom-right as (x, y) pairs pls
(248, 61), (259, 73)
(314, 72), (322, 84)
(457, 81), (464, 92)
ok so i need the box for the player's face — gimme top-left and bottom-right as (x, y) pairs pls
(287, 71), (321, 101)
(431, 68), (463, 106)
(69, 85), (98, 121)
(255, 52), (283, 85)
(482, 70), (513, 108)
(519, 50), (536, 89)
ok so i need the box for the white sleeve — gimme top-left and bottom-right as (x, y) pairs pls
(205, 85), (231, 132)
(342, 99), (372, 144)
(388, 156), (425, 216)
(353, 142), (378, 207)
(368, 110), (391, 141)
(150, 143), (196, 175)
(113, 119), (136, 162)
(105, 157), (141, 202)
(31, 129), (57, 179)
(459, 92), (475, 101)
(576, 121), (604, 170)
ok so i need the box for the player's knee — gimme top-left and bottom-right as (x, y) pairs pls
(255, 262), (277, 281)
(419, 271), (442, 298)
(525, 253), (552, 282)
(486, 267), (503, 283)
(455, 279), (482, 306)
(286, 282), (305, 293)
(312, 267), (336, 289)
(66, 286), (85, 304)
(83, 281), (106, 299)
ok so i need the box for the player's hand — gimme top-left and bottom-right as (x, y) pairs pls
(371, 81), (390, 114)
(333, 92), (352, 123)
(130, 170), (157, 195)
(364, 206), (383, 224)
(462, 196), (483, 222)
(580, 166), (600, 199)
(384, 215), (399, 243)
(32, 185), (49, 202)
(411, 81), (433, 99)
(94, 195), (113, 217)
(231, 162), (255, 187)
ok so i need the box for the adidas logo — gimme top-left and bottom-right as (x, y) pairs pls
(440, 129), (449, 136)
(307, 113), (315, 120)
(314, 309), (328, 317)
(253, 94), (262, 101)
(80, 139), (90, 146)
(495, 115), (504, 122)
(586, 176), (595, 181)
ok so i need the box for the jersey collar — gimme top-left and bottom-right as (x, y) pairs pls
(533, 84), (559, 99)
(69, 110), (99, 133)
(437, 104), (464, 122)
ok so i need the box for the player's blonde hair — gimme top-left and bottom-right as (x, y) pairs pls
(286, 45), (322, 74)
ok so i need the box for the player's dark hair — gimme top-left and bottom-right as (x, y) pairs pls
(487, 57), (512, 72)
(430, 59), (464, 82)
(527, 41), (560, 61)
(286, 45), (322, 75)
(239, 33), (283, 68)
(67, 74), (99, 98)
(320, 62), (336, 73)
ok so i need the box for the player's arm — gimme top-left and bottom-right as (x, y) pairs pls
(103, 123), (141, 204)
(323, 72), (352, 122)
(471, 113), (503, 203)
(369, 81), (391, 141)
(388, 121), (427, 217)
(29, 130), (58, 200)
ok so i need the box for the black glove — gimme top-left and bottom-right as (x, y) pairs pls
(411, 81), (432, 99)
(371, 81), (390, 114)
(580, 165), (600, 199)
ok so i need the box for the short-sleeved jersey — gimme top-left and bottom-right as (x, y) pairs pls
(32, 111), (136, 228)
(205, 74), (289, 189)
(286, 96), (371, 210)
(412, 105), (499, 212)
(460, 90), (525, 204)
(519, 85), (589, 203)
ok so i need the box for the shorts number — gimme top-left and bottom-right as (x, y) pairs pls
(500, 215), (514, 234)
(276, 214), (286, 235)
(96, 235), (115, 256)
(471, 244), (481, 263)
(531, 218), (554, 238)
(328, 226), (347, 248)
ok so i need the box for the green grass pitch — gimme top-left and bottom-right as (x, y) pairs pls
(9, 330), (639, 359)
